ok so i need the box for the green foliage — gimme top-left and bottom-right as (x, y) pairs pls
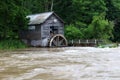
(98, 43), (119, 48)
(65, 24), (83, 40)
(113, 19), (120, 42)
(53, 0), (73, 24)
(71, 0), (107, 24)
(0, 39), (26, 50)
(105, 0), (120, 42)
(0, 0), (29, 39)
(21, 0), (45, 13)
(86, 13), (114, 39)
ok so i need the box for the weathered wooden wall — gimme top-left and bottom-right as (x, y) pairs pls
(41, 14), (64, 39)
(20, 30), (41, 40)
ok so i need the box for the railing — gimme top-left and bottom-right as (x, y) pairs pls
(68, 39), (104, 47)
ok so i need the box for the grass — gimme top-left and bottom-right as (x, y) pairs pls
(97, 40), (119, 48)
(96, 39), (119, 48)
(0, 39), (27, 50)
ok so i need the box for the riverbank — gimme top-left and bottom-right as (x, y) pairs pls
(0, 39), (119, 51)
(0, 39), (26, 50)
(98, 43), (119, 48)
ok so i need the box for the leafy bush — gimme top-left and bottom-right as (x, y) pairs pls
(0, 39), (26, 50)
(85, 13), (114, 39)
(65, 24), (83, 40)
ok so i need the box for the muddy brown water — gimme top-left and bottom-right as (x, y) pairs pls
(0, 47), (120, 80)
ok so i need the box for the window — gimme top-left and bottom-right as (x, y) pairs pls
(50, 26), (58, 34)
(28, 26), (35, 30)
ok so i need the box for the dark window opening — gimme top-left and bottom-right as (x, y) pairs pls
(50, 26), (58, 34)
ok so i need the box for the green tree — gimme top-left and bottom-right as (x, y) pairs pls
(65, 24), (83, 40)
(53, 0), (73, 24)
(72, 0), (107, 27)
(0, 0), (29, 39)
(21, 0), (44, 13)
(105, 0), (120, 42)
(86, 14), (114, 39)
(21, 0), (55, 13)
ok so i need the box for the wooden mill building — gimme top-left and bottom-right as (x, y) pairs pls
(20, 12), (67, 47)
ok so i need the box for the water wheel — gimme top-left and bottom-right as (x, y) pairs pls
(48, 34), (68, 47)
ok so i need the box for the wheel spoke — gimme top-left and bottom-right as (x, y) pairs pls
(59, 39), (64, 45)
(52, 39), (57, 46)
(57, 36), (60, 46)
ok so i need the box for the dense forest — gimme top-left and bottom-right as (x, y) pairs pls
(0, 0), (120, 49)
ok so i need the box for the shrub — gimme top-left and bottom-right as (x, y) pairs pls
(65, 24), (83, 40)
(0, 39), (26, 50)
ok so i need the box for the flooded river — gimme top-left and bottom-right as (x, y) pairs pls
(0, 47), (120, 80)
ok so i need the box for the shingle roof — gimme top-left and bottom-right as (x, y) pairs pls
(27, 12), (53, 25)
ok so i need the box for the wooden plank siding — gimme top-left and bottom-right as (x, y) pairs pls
(41, 14), (64, 39)
(20, 30), (41, 40)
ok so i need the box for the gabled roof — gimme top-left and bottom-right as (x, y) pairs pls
(27, 12), (64, 25)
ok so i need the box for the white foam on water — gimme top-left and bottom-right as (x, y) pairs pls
(0, 68), (5, 71)
(9, 68), (45, 80)
(1, 47), (120, 80)
(50, 65), (84, 80)
(64, 50), (80, 53)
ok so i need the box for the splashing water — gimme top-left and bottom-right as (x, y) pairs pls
(0, 47), (120, 80)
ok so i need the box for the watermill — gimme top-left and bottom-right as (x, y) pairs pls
(49, 34), (68, 47)
(20, 12), (68, 47)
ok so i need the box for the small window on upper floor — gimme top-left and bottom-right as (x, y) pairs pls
(28, 26), (35, 30)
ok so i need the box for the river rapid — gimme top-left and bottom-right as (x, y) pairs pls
(0, 47), (120, 80)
